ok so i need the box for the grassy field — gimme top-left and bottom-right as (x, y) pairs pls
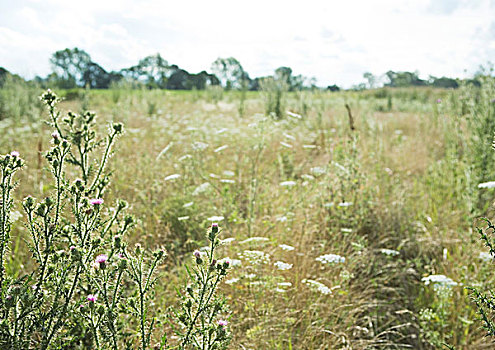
(2, 82), (495, 349)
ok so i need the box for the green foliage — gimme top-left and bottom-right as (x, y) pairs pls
(172, 225), (231, 349)
(260, 76), (288, 119)
(0, 74), (44, 121)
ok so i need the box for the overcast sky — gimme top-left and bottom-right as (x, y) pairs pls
(1, 0), (494, 87)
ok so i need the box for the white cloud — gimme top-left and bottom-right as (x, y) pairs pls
(0, 0), (494, 87)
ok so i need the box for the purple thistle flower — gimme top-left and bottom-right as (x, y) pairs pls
(52, 131), (59, 139)
(90, 198), (104, 205)
(10, 151), (19, 157)
(69, 245), (76, 251)
(217, 319), (228, 326)
(211, 222), (219, 234)
(87, 294), (97, 302)
(436, 98), (442, 103)
(95, 254), (108, 264)
(193, 250), (201, 258)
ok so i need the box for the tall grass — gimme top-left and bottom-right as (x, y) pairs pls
(2, 79), (495, 348)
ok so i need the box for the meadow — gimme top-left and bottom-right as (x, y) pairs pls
(1, 79), (495, 349)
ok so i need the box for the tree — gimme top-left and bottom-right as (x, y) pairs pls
(166, 68), (191, 90)
(327, 84), (340, 92)
(385, 70), (426, 87)
(363, 72), (377, 89)
(50, 48), (92, 88)
(121, 53), (169, 88)
(82, 62), (122, 89)
(211, 57), (246, 90)
(429, 76), (459, 89)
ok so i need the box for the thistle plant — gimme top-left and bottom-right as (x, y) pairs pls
(0, 151), (24, 302)
(0, 89), (232, 349)
(469, 218), (495, 336)
(174, 223), (231, 349)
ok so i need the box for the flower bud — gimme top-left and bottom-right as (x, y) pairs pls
(113, 235), (121, 249)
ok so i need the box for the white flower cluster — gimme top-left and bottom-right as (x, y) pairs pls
(239, 250), (270, 265)
(302, 279), (332, 295)
(316, 254), (345, 265)
(279, 244), (295, 251)
(274, 261), (293, 270)
(479, 251), (493, 262)
(380, 248), (400, 256)
(421, 274), (457, 287)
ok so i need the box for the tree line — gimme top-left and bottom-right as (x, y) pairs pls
(17, 48), (318, 92)
(0, 47), (478, 91)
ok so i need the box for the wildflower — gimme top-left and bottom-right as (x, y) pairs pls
(279, 244), (295, 251)
(274, 261), (293, 270)
(218, 257), (241, 267)
(287, 111), (302, 119)
(301, 174), (315, 180)
(90, 198), (104, 205)
(164, 174), (181, 181)
(239, 250), (270, 265)
(421, 274), (457, 287)
(225, 278), (239, 284)
(217, 320), (228, 327)
(95, 254), (108, 268)
(316, 253), (346, 264)
(380, 248), (400, 256)
(208, 216), (224, 222)
(69, 245), (76, 251)
(436, 98), (442, 103)
(479, 251), (492, 262)
(478, 181), (495, 189)
(87, 294), (97, 302)
(193, 250), (201, 259)
(220, 179), (235, 184)
(302, 279), (332, 295)
(51, 131), (59, 139)
(10, 151), (19, 157)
